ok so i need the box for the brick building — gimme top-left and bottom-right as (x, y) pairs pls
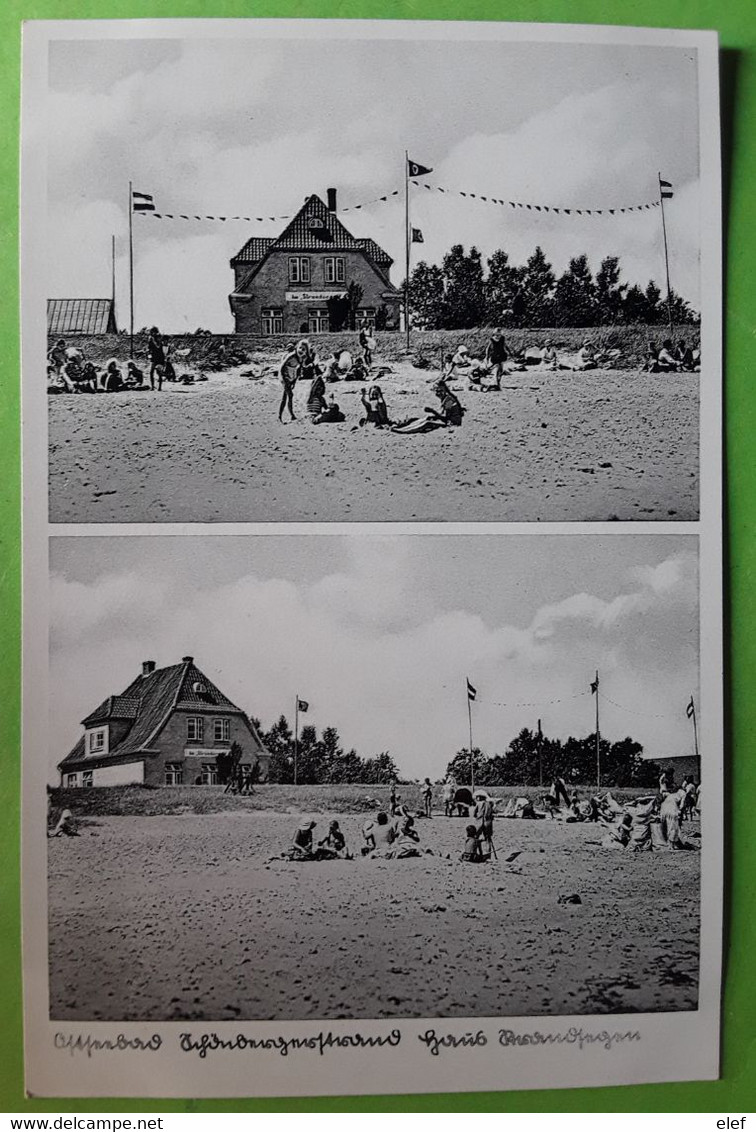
(229, 189), (401, 335)
(58, 656), (269, 788)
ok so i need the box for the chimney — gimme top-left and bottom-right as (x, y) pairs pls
(142, 660), (156, 676)
(326, 187), (337, 213)
(182, 655), (194, 664)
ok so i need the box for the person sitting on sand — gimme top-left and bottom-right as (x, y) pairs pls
(460, 824), (487, 862)
(290, 819), (318, 859)
(540, 341), (559, 369)
(322, 353), (342, 383)
(278, 343), (299, 422)
(359, 385), (390, 428)
(392, 381), (466, 435)
(61, 358), (96, 394)
(312, 392), (345, 424)
(361, 810), (397, 857)
(100, 359), (124, 392)
(317, 820), (351, 859)
(655, 339), (679, 373)
(48, 808), (78, 838)
(640, 340), (659, 372)
(485, 329), (508, 389)
(125, 360), (146, 389)
(573, 339), (597, 371)
(675, 339), (696, 371)
(601, 812), (633, 849)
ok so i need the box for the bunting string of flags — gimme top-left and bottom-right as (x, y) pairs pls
(135, 189), (403, 224)
(410, 180), (663, 215)
(457, 686), (690, 721)
(133, 181), (669, 224)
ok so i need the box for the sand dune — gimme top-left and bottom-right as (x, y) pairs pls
(47, 366), (699, 523)
(48, 810), (700, 1021)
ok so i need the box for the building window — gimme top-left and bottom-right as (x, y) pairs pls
(82, 770), (93, 788)
(358, 308), (377, 329)
(165, 762), (184, 786)
(324, 257), (345, 284)
(87, 728), (105, 754)
(261, 308), (283, 335)
(65, 772), (78, 788)
(308, 309), (329, 334)
(288, 257), (310, 284)
(187, 716), (204, 742)
(214, 718), (230, 742)
(201, 763), (218, 786)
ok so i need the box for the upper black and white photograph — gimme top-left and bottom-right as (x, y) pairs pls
(38, 26), (711, 524)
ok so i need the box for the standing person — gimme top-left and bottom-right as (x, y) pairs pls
(146, 326), (166, 391)
(358, 322), (373, 370)
(474, 789), (495, 854)
(389, 780), (400, 816)
(278, 342), (299, 422)
(442, 777), (456, 817)
(47, 338), (67, 378)
(421, 777), (433, 818)
(485, 328), (508, 390)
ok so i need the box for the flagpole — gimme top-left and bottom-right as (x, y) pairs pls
(404, 151), (411, 352)
(467, 683), (474, 791)
(111, 235), (116, 321)
(690, 696), (700, 782)
(537, 718), (543, 788)
(595, 670), (601, 791)
(294, 695), (299, 787)
(128, 180), (134, 358)
(658, 172), (674, 334)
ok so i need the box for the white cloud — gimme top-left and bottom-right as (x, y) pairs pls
(49, 547), (699, 781)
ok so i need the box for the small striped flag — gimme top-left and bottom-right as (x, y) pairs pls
(132, 190), (156, 213)
(659, 178), (674, 200)
(590, 675), (599, 694)
(686, 696), (695, 719)
(466, 679), (477, 703)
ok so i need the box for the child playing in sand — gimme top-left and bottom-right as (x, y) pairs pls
(460, 824), (486, 862)
(318, 820), (352, 859)
(289, 819), (318, 859)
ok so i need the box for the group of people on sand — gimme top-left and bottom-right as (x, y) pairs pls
(47, 328), (182, 395)
(640, 337), (701, 373)
(441, 329), (622, 389)
(278, 337), (466, 434)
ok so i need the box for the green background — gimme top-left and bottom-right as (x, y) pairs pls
(1, 0), (753, 1114)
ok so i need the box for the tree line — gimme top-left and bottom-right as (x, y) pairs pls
(407, 244), (698, 330)
(250, 715), (402, 785)
(444, 727), (667, 789)
(224, 717), (670, 789)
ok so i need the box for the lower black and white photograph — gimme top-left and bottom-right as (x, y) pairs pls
(46, 532), (702, 1024)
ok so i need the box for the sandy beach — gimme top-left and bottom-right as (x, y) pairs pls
(48, 364), (699, 523)
(48, 808), (700, 1021)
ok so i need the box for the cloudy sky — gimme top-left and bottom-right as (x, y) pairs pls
(49, 533), (699, 781)
(46, 32), (701, 331)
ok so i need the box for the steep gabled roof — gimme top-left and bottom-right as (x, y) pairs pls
(60, 658), (262, 768)
(230, 195), (396, 293)
(47, 298), (117, 335)
(230, 236), (276, 266)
